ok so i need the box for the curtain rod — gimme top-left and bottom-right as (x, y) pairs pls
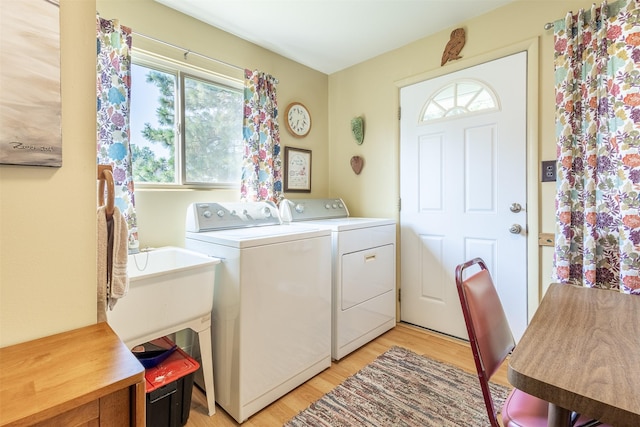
(543, 0), (626, 30)
(132, 30), (245, 72)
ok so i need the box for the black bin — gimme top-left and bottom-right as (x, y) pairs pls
(143, 337), (199, 427)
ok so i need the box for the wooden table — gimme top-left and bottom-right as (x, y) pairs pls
(508, 283), (640, 427)
(0, 322), (145, 426)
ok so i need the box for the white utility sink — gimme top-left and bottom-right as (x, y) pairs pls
(106, 246), (220, 416)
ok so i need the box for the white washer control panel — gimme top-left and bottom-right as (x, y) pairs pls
(282, 198), (349, 221)
(186, 201), (281, 232)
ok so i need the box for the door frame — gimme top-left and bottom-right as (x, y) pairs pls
(395, 37), (540, 320)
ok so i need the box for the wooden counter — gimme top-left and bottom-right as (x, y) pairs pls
(0, 322), (145, 427)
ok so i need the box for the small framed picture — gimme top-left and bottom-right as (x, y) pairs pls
(284, 146), (311, 192)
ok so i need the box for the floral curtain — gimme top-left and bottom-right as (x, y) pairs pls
(553, 0), (640, 294)
(96, 16), (138, 251)
(241, 69), (282, 203)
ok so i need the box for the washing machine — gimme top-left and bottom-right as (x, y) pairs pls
(280, 198), (396, 360)
(184, 201), (331, 423)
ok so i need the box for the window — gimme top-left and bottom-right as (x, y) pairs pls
(421, 80), (499, 123)
(130, 52), (243, 187)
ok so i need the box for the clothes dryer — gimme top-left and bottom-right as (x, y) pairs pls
(280, 198), (396, 360)
(185, 201), (331, 423)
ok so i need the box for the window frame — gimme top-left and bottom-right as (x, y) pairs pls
(130, 49), (243, 190)
(419, 79), (500, 124)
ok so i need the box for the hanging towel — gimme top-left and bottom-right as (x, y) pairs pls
(109, 205), (129, 309)
(97, 205), (129, 322)
(97, 206), (109, 322)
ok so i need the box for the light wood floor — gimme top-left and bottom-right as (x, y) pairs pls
(184, 323), (511, 427)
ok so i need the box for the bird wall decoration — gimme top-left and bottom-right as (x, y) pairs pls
(441, 28), (466, 66)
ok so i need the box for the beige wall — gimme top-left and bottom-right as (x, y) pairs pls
(1, 0), (596, 347)
(0, 0), (97, 347)
(327, 0), (595, 315)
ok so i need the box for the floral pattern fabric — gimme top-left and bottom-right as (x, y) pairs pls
(241, 69), (282, 203)
(96, 17), (138, 251)
(554, 0), (640, 294)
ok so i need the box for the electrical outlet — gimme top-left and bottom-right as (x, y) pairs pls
(541, 160), (556, 182)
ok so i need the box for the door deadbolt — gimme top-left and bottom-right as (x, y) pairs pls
(510, 203), (522, 213)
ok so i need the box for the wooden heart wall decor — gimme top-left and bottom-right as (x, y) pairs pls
(350, 156), (364, 175)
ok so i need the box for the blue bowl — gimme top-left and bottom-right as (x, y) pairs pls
(135, 345), (178, 369)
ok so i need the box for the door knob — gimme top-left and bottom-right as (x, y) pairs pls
(509, 224), (522, 234)
(510, 203), (522, 213)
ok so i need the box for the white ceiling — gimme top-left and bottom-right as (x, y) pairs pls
(155, 0), (517, 74)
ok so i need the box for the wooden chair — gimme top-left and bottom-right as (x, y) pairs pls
(455, 258), (605, 427)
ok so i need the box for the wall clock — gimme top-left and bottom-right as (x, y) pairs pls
(285, 102), (311, 137)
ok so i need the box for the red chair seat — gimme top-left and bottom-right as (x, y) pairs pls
(503, 388), (611, 427)
(502, 389), (549, 427)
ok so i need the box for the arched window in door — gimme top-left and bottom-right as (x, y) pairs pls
(420, 79), (499, 123)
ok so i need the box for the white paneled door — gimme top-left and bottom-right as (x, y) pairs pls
(400, 52), (528, 341)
